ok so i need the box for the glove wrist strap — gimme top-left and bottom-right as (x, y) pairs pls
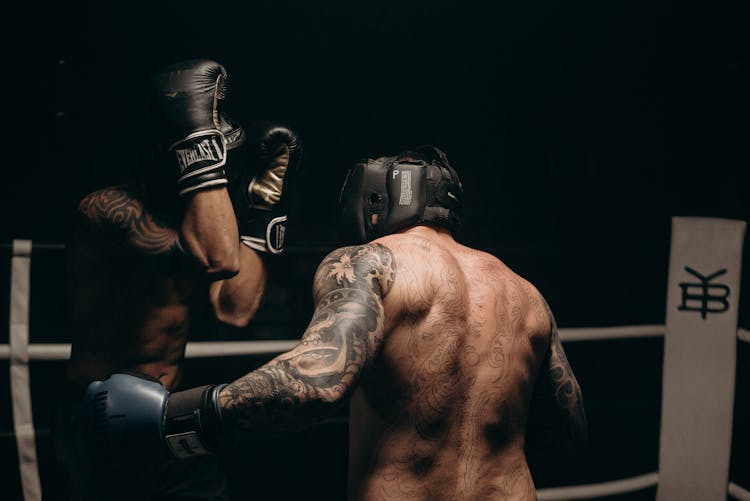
(239, 213), (287, 254)
(165, 384), (226, 459)
(170, 130), (228, 197)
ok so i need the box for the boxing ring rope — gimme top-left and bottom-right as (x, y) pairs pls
(4, 324), (750, 360)
(0, 325), (688, 360)
(3, 227), (749, 501)
(3, 325), (750, 360)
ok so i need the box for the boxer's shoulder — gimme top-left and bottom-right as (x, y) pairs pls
(314, 242), (397, 298)
(74, 184), (179, 256)
(77, 184), (143, 227)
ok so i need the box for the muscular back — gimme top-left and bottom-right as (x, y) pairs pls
(218, 225), (584, 500)
(349, 229), (551, 500)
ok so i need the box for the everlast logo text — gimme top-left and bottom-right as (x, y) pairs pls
(174, 137), (225, 173)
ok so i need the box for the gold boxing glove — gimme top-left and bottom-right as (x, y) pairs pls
(249, 142), (289, 207)
(226, 121), (302, 254)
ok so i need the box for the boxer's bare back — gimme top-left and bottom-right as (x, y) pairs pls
(218, 224), (585, 500)
(348, 225), (581, 500)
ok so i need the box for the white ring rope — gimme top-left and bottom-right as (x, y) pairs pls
(534, 476), (750, 500)
(2, 324), (749, 361)
(559, 324), (665, 341)
(186, 340), (298, 358)
(729, 481), (750, 501)
(537, 472), (659, 500)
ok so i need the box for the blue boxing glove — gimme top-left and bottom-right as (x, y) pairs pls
(82, 372), (226, 462)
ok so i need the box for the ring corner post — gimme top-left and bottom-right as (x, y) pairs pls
(657, 217), (746, 501)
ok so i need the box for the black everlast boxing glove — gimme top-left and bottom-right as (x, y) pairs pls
(151, 59), (233, 196)
(227, 121), (302, 254)
(82, 372), (226, 463)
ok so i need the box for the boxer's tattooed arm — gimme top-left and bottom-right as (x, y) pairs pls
(219, 244), (396, 439)
(531, 299), (588, 450)
(546, 316), (588, 444)
(77, 187), (179, 255)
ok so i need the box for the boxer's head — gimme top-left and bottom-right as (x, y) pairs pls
(338, 145), (463, 244)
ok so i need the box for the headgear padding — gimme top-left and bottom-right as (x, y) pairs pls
(338, 145), (463, 244)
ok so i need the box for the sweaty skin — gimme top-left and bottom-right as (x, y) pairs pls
(66, 185), (265, 390)
(218, 225), (585, 500)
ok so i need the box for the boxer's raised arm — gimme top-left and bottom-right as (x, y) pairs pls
(218, 243), (396, 439)
(150, 59), (241, 279)
(207, 121), (302, 327)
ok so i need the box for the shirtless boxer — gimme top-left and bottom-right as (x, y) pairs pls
(80, 146), (585, 500)
(55, 59), (301, 500)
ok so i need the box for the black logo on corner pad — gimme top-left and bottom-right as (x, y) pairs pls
(677, 266), (730, 319)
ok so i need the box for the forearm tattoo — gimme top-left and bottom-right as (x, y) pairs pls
(77, 187), (178, 254)
(219, 244), (396, 439)
(544, 301), (588, 443)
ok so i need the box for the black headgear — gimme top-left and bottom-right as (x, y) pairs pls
(338, 145), (464, 244)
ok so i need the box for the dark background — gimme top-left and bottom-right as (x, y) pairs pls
(1, 0), (748, 499)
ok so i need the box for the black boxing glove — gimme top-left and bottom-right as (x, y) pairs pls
(82, 372), (227, 462)
(227, 121), (302, 254)
(151, 59), (232, 196)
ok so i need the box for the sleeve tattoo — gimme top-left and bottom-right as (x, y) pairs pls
(545, 298), (588, 443)
(77, 187), (179, 255)
(219, 243), (396, 440)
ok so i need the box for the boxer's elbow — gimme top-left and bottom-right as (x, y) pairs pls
(209, 265), (266, 328)
(212, 294), (261, 329)
(181, 233), (240, 279)
(203, 265), (240, 282)
(315, 377), (359, 414)
(202, 251), (241, 279)
(296, 375), (353, 411)
(280, 348), (362, 413)
(183, 252), (240, 281)
(298, 389), (347, 422)
(319, 385), (349, 406)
